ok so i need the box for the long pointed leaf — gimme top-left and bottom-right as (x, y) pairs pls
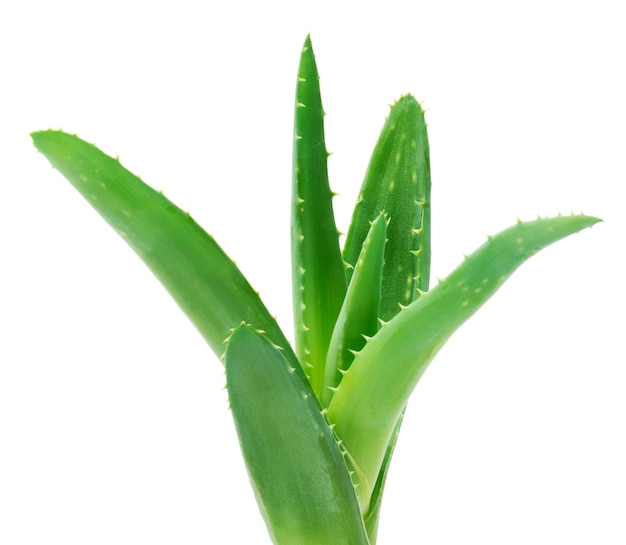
(292, 36), (347, 396)
(225, 325), (370, 545)
(32, 130), (292, 361)
(341, 95), (431, 541)
(328, 214), (600, 491)
(321, 212), (387, 408)
(343, 95), (431, 320)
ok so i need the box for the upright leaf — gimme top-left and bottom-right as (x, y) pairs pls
(341, 95), (431, 540)
(328, 214), (600, 494)
(226, 325), (370, 545)
(292, 35), (347, 396)
(343, 95), (431, 321)
(32, 130), (292, 361)
(321, 213), (387, 408)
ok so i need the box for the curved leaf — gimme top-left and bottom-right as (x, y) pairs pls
(31, 130), (292, 361)
(328, 214), (601, 490)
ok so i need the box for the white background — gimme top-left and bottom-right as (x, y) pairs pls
(1, 1), (624, 543)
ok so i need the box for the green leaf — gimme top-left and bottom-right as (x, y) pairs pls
(31, 130), (292, 361)
(321, 212), (387, 409)
(328, 214), (601, 493)
(340, 95), (431, 540)
(343, 95), (431, 321)
(225, 325), (370, 545)
(292, 35), (348, 397)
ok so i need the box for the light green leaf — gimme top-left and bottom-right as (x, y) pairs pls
(328, 214), (601, 492)
(31, 130), (292, 361)
(226, 324), (370, 545)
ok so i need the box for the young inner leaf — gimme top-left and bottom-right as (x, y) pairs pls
(321, 212), (387, 408)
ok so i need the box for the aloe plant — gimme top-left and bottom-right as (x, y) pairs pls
(32, 35), (599, 545)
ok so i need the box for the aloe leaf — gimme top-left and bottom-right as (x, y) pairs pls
(225, 324), (370, 545)
(292, 35), (348, 396)
(343, 95), (431, 321)
(31, 130), (292, 360)
(328, 214), (601, 492)
(321, 212), (387, 408)
(341, 95), (431, 540)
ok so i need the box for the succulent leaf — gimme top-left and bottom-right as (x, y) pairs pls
(343, 95), (431, 321)
(328, 214), (601, 493)
(341, 94), (431, 538)
(225, 324), (370, 545)
(321, 212), (387, 408)
(31, 130), (293, 362)
(292, 35), (347, 396)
